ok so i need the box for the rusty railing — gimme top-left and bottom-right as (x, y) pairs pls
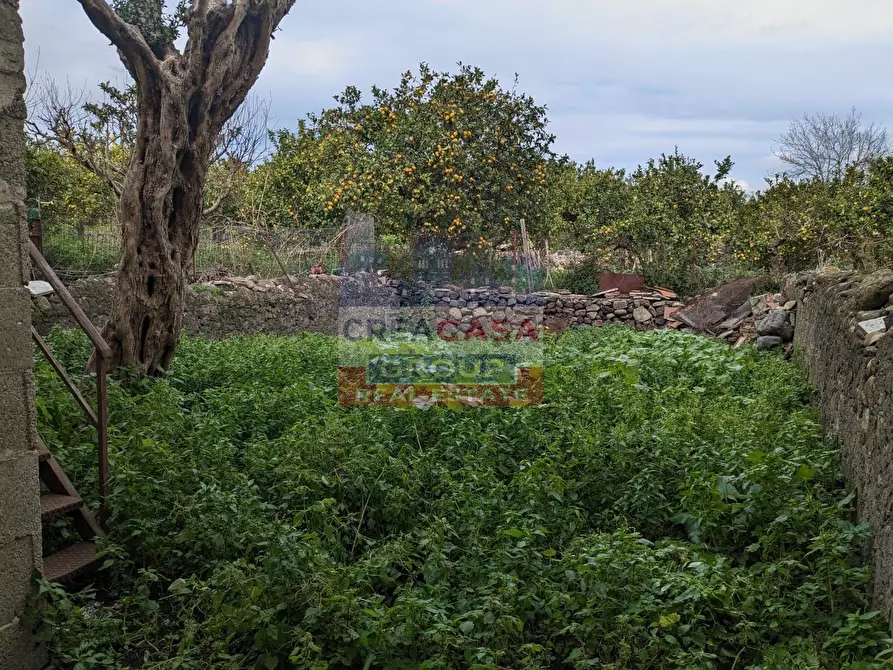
(30, 241), (111, 527)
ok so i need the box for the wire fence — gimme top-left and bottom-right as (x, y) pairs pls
(41, 223), (345, 280)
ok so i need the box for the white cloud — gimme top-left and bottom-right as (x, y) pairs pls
(266, 38), (353, 80)
(17, 0), (893, 189)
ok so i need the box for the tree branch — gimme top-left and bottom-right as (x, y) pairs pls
(76, 0), (163, 86)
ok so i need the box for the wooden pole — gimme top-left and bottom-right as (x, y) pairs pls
(544, 239), (554, 289)
(520, 219), (533, 290)
(512, 230), (518, 291)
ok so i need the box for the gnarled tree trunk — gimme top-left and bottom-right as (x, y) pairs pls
(78, 0), (295, 374)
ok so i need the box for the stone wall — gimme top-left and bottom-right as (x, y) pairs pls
(35, 275), (683, 340)
(0, 1), (45, 666)
(34, 274), (345, 339)
(783, 269), (893, 626)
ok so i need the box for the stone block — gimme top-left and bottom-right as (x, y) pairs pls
(633, 306), (653, 324)
(0, 206), (27, 287)
(756, 336), (783, 350)
(0, 535), (38, 623)
(0, 370), (34, 454)
(0, 452), (39, 548)
(757, 310), (789, 337)
(0, 287), (30, 373)
(0, 619), (45, 670)
(857, 317), (891, 338)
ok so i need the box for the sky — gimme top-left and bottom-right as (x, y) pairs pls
(19, 0), (893, 192)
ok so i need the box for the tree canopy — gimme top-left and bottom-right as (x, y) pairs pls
(257, 64), (559, 248)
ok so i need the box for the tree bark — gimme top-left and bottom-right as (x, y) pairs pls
(106, 86), (208, 373)
(77, 0), (296, 375)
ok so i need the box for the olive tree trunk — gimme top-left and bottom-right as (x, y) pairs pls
(78, 0), (295, 374)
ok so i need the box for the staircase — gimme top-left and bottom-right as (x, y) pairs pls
(29, 240), (111, 582)
(38, 438), (105, 581)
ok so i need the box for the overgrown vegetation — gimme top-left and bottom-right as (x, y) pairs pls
(29, 328), (893, 669)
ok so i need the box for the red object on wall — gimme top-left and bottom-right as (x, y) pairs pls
(598, 273), (645, 295)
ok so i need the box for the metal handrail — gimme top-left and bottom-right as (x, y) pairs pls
(29, 241), (110, 528)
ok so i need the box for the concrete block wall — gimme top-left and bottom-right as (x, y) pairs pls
(0, 0), (46, 666)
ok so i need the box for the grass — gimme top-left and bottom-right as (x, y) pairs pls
(28, 327), (893, 669)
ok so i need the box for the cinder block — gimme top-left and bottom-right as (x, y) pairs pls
(0, 369), (35, 454)
(0, 117), (26, 195)
(0, 535), (38, 623)
(0, 211), (28, 287)
(0, 619), (46, 670)
(0, 287), (31, 373)
(0, 452), (40, 548)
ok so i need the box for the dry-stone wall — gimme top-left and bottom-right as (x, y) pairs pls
(34, 275), (684, 339)
(783, 269), (893, 627)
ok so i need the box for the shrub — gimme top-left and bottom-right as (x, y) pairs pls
(30, 328), (893, 669)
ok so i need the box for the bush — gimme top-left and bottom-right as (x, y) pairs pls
(552, 255), (603, 294)
(30, 328), (893, 669)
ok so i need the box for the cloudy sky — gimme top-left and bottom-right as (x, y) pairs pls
(20, 0), (893, 191)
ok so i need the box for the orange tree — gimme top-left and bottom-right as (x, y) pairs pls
(548, 159), (630, 255)
(735, 159), (893, 274)
(609, 150), (744, 289)
(258, 64), (558, 246)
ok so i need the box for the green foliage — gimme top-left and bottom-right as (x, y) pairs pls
(552, 254), (603, 295)
(258, 64), (558, 246)
(26, 142), (118, 231)
(31, 328), (893, 669)
(612, 151), (743, 284)
(549, 160), (630, 251)
(111, 0), (188, 56)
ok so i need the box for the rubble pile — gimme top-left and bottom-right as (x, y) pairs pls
(669, 281), (797, 351)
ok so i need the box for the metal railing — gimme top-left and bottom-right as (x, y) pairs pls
(30, 241), (110, 528)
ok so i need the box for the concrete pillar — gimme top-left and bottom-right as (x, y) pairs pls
(0, 0), (46, 667)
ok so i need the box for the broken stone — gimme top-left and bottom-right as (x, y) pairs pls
(856, 316), (892, 338)
(750, 295), (769, 319)
(865, 331), (887, 347)
(783, 301), (797, 311)
(756, 336), (783, 350)
(26, 280), (54, 297)
(633, 306), (653, 323)
(757, 310), (789, 337)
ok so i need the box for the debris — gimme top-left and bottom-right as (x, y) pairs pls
(865, 331), (887, 347)
(856, 315), (893, 338)
(633, 306), (653, 324)
(756, 336), (784, 350)
(714, 301), (754, 332)
(750, 295), (769, 319)
(653, 286), (679, 299)
(26, 280), (54, 297)
(675, 278), (758, 332)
